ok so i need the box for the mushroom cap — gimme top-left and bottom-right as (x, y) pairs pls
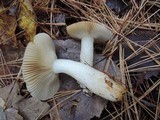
(22, 33), (59, 100)
(67, 21), (116, 43)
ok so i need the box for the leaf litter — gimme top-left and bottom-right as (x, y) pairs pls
(0, 7), (17, 47)
(12, 95), (50, 120)
(0, 82), (23, 120)
(18, 0), (37, 42)
(0, 0), (160, 120)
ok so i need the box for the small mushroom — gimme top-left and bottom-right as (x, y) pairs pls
(67, 21), (116, 66)
(22, 33), (126, 101)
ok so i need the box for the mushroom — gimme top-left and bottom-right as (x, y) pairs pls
(22, 33), (60, 100)
(67, 21), (116, 66)
(22, 33), (126, 101)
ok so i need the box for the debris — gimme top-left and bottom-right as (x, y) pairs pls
(0, 82), (19, 108)
(0, 9), (17, 46)
(0, 98), (23, 120)
(57, 91), (107, 120)
(18, 0), (37, 41)
(0, 98), (5, 108)
(5, 108), (23, 120)
(12, 95), (50, 120)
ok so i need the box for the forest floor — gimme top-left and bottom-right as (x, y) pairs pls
(0, 0), (160, 120)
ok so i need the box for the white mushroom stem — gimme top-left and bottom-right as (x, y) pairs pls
(81, 36), (94, 66)
(53, 59), (126, 102)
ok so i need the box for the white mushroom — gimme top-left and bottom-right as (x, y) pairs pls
(22, 33), (126, 101)
(67, 21), (116, 66)
(22, 33), (60, 100)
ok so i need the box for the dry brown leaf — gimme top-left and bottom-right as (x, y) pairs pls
(18, 0), (37, 41)
(0, 11), (17, 46)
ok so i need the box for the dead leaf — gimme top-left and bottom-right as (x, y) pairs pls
(54, 39), (80, 61)
(0, 0), (12, 7)
(0, 44), (24, 87)
(5, 108), (23, 120)
(0, 108), (6, 120)
(106, 0), (130, 15)
(0, 98), (6, 120)
(0, 82), (19, 108)
(58, 92), (107, 120)
(0, 43), (25, 62)
(0, 10), (17, 46)
(0, 98), (5, 108)
(126, 29), (160, 79)
(12, 95), (50, 120)
(0, 98), (23, 120)
(18, 0), (37, 41)
(54, 14), (65, 23)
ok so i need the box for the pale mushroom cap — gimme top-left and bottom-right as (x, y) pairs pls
(22, 33), (59, 100)
(67, 21), (115, 43)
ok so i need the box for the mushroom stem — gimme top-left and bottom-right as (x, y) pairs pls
(81, 36), (94, 66)
(53, 59), (126, 101)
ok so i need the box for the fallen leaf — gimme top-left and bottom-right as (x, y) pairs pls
(0, 98), (5, 108)
(106, 0), (130, 15)
(0, 108), (6, 120)
(0, 44), (25, 78)
(18, 0), (37, 41)
(12, 95), (50, 120)
(0, 98), (23, 120)
(57, 91), (107, 120)
(5, 108), (23, 120)
(0, 43), (25, 62)
(0, 0), (12, 7)
(54, 14), (65, 23)
(126, 29), (160, 79)
(0, 82), (19, 108)
(54, 39), (80, 61)
(0, 98), (6, 120)
(0, 10), (17, 46)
